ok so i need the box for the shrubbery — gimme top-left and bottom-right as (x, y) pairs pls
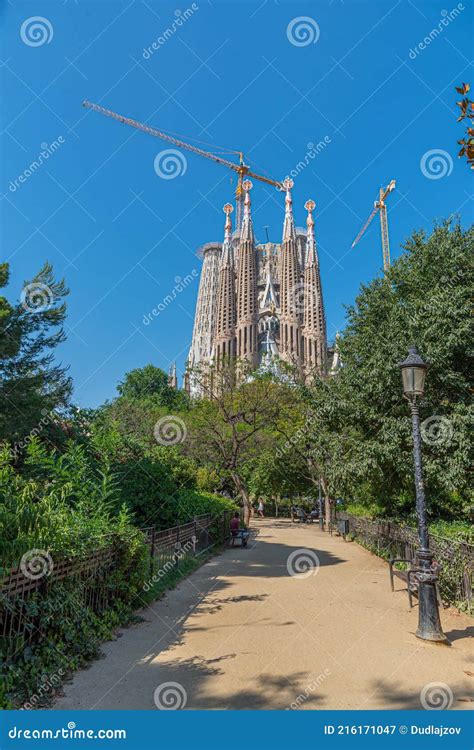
(0, 414), (233, 707)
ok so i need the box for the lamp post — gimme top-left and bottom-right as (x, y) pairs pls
(399, 346), (448, 643)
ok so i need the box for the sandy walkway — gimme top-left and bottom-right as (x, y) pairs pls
(54, 518), (473, 710)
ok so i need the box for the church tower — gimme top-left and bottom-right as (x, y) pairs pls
(188, 178), (334, 395)
(236, 181), (259, 367)
(302, 199), (327, 376)
(215, 203), (237, 363)
(278, 177), (302, 366)
(168, 362), (177, 389)
(187, 241), (221, 396)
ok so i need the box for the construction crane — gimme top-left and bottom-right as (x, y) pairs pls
(351, 179), (396, 272)
(82, 100), (284, 230)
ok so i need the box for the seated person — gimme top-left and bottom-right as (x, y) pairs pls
(230, 512), (241, 545)
(296, 507), (306, 522)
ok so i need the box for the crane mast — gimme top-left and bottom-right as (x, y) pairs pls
(82, 100), (283, 231)
(378, 187), (391, 272)
(351, 179), (396, 272)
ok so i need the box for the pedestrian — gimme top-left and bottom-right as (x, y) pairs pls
(258, 500), (264, 518)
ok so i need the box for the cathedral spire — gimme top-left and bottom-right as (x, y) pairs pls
(282, 177), (296, 242)
(221, 202), (234, 264)
(224, 202), (233, 240)
(236, 180), (259, 367)
(214, 203), (237, 365)
(168, 362), (177, 389)
(302, 198), (327, 377)
(241, 180), (254, 242)
(279, 177), (301, 365)
(187, 241), (221, 396)
(305, 199), (317, 266)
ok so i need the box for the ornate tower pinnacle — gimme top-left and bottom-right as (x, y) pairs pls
(282, 177), (296, 242)
(304, 199), (316, 264)
(302, 198), (327, 376)
(236, 181), (259, 367)
(215, 203), (237, 363)
(168, 361), (178, 389)
(224, 202), (233, 241)
(279, 177), (301, 365)
(241, 179), (254, 242)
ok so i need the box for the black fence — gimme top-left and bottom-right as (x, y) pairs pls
(0, 512), (228, 659)
(141, 512), (230, 580)
(338, 513), (473, 613)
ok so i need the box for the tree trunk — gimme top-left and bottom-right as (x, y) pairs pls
(231, 471), (252, 526)
(320, 476), (332, 531)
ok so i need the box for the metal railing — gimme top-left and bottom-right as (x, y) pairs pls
(0, 512), (228, 657)
(338, 513), (473, 612)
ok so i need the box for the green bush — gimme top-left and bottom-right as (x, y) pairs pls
(174, 489), (236, 524)
(0, 530), (149, 709)
(0, 433), (233, 708)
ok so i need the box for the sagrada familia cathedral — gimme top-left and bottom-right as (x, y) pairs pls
(182, 177), (329, 397)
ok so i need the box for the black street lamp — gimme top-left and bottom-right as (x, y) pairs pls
(399, 346), (448, 643)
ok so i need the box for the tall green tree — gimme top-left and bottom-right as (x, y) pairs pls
(0, 262), (71, 445)
(315, 220), (472, 521)
(185, 363), (284, 524)
(117, 364), (188, 409)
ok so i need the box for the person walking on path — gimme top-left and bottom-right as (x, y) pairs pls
(258, 500), (264, 518)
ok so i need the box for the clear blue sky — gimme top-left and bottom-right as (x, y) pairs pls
(1, 0), (472, 407)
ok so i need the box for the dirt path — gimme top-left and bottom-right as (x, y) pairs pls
(53, 518), (473, 710)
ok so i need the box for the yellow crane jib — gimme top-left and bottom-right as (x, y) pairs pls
(82, 100), (284, 231)
(351, 179), (396, 272)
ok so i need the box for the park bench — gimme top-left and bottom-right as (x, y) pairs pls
(389, 557), (442, 608)
(230, 529), (250, 547)
(291, 509), (307, 523)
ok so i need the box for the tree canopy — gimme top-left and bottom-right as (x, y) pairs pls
(0, 262), (71, 445)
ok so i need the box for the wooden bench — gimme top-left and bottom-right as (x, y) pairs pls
(389, 557), (442, 608)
